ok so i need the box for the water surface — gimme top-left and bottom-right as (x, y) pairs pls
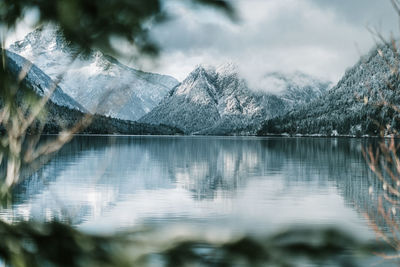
(0, 136), (380, 239)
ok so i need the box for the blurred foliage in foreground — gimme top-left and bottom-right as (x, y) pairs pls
(0, 221), (391, 267)
(0, 1), (398, 266)
(0, 0), (235, 56)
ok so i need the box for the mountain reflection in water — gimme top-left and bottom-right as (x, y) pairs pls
(0, 136), (382, 239)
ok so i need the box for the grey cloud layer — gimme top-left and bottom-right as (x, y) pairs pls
(148, 0), (398, 89)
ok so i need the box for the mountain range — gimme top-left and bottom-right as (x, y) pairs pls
(140, 64), (330, 135)
(11, 26), (391, 137)
(9, 25), (179, 121)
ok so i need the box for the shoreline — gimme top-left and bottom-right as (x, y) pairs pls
(39, 133), (397, 139)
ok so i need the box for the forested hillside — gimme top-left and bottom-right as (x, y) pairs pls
(258, 43), (400, 136)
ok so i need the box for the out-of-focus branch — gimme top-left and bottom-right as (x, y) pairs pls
(0, 48), (93, 197)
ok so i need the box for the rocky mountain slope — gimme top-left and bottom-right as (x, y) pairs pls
(9, 25), (179, 121)
(6, 50), (85, 112)
(140, 64), (309, 135)
(258, 43), (400, 136)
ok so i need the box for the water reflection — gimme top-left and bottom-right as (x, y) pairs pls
(0, 136), (384, 238)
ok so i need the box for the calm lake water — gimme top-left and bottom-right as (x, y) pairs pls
(0, 136), (381, 239)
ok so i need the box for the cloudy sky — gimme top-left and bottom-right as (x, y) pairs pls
(5, 0), (399, 87)
(144, 0), (399, 86)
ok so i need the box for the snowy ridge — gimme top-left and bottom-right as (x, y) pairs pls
(9, 25), (179, 121)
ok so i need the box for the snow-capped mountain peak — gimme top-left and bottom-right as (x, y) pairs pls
(140, 64), (287, 134)
(9, 25), (179, 121)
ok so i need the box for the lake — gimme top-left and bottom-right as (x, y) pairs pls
(0, 136), (382, 240)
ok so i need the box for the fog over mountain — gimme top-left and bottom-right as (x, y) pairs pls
(258, 72), (332, 105)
